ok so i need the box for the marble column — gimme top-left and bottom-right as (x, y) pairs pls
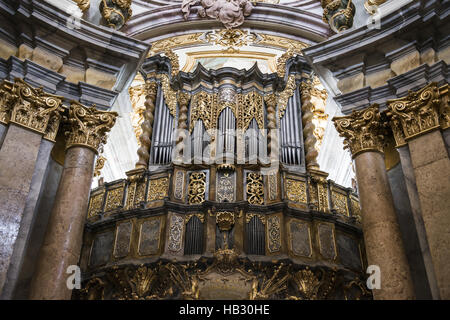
(333, 105), (415, 300)
(0, 79), (64, 296)
(387, 82), (450, 299)
(29, 102), (117, 300)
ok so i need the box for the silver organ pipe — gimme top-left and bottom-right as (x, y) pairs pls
(280, 93), (302, 165)
(150, 85), (174, 165)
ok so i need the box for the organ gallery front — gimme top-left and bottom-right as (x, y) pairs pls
(0, 0), (449, 301)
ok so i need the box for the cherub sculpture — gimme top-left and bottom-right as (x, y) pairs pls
(181, 0), (253, 29)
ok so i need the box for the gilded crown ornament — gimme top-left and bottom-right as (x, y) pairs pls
(65, 102), (118, 154)
(181, 0), (253, 29)
(333, 104), (386, 158)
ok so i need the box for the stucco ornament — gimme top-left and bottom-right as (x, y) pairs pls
(181, 0), (253, 29)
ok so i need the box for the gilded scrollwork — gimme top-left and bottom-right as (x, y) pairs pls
(246, 172), (264, 205)
(284, 179), (307, 203)
(332, 191), (349, 216)
(157, 74), (178, 118)
(74, 0), (90, 12)
(387, 83), (441, 146)
(333, 104), (386, 158)
(185, 213), (205, 224)
(188, 172), (207, 204)
(147, 177), (169, 202)
(65, 102), (118, 154)
(78, 259), (371, 300)
(104, 186), (124, 212)
(88, 191), (104, 218)
(438, 84), (449, 130)
(278, 75), (296, 121)
(94, 155), (106, 177)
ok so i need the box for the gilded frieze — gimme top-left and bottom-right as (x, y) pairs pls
(188, 172), (207, 204)
(104, 186), (124, 212)
(332, 190), (349, 216)
(88, 191), (105, 218)
(284, 179), (307, 204)
(246, 172), (264, 205)
(126, 173), (147, 209)
(147, 177), (169, 202)
(168, 214), (185, 253)
(267, 215), (281, 253)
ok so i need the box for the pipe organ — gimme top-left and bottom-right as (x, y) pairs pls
(77, 56), (370, 300)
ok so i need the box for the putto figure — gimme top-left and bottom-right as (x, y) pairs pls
(181, 0), (253, 29)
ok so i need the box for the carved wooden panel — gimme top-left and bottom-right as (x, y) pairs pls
(138, 218), (162, 256)
(289, 220), (312, 258)
(114, 221), (133, 259)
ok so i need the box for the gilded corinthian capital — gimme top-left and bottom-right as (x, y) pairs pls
(8, 78), (64, 141)
(333, 105), (386, 158)
(65, 102), (118, 154)
(386, 83), (441, 147)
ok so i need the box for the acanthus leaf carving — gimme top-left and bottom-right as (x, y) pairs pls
(65, 102), (118, 154)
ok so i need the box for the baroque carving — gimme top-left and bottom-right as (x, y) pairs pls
(135, 81), (157, 168)
(300, 81), (320, 169)
(99, 0), (132, 30)
(188, 172), (207, 204)
(181, 0), (254, 29)
(147, 177), (169, 201)
(104, 186), (124, 212)
(126, 170), (147, 209)
(158, 74), (177, 118)
(333, 104), (386, 158)
(387, 83), (441, 146)
(88, 190), (105, 218)
(78, 258), (371, 300)
(0, 80), (15, 125)
(332, 190), (349, 216)
(168, 214), (185, 252)
(439, 84), (449, 130)
(285, 179), (307, 203)
(216, 171), (235, 202)
(74, 0), (90, 12)
(278, 75), (296, 120)
(321, 0), (356, 33)
(246, 172), (264, 205)
(267, 215), (281, 253)
(65, 102), (118, 154)
(94, 155), (106, 177)
(174, 171), (186, 200)
(9, 79), (64, 141)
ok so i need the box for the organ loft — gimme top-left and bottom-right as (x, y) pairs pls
(0, 0), (449, 300)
